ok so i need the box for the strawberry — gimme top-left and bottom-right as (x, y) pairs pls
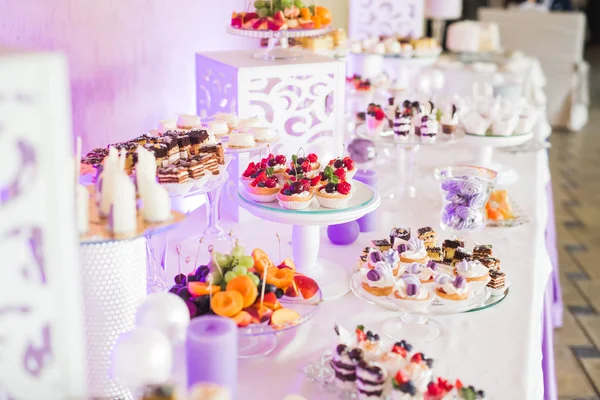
(334, 168), (346, 180)
(337, 181), (351, 195)
(455, 380), (463, 390)
(343, 157), (355, 171)
(310, 175), (321, 186)
(410, 353), (422, 363)
(307, 153), (318, 163)
(391, 344), (407, 357)
(355, 328), (367, 342)
(265, 178), (277, 188)
(394, 370), (409, 385)
(301, 161), (311, 172)
(375, 108), (385, 121)
(275, 155), (286, 165)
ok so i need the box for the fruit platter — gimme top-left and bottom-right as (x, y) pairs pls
(304, 324), (487, 399)
(168, 240), (322, 338)
(485, 189), (529, 228)
(230, 1), (332, 32)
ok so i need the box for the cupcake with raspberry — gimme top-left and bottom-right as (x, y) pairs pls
(305, 152), (321, 172)
(366, 103), (386, 134)
(316, 167), (353, 209)
(276, 180), (314, 210)
(328, 156), (356, 181)
(240, 161), (265, 189)
(285, 154), (318, 180)
(298, 175), (323, 194)
(260, 153), (287, 180)
(245, 170), (280, 203)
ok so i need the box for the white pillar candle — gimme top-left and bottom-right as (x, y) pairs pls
(136, 145), (157, 199)
(99, 147), (120, 216)
(110, 173), (137, 234)
(76, 184), (89, 234)
(142, 179), (171, 223)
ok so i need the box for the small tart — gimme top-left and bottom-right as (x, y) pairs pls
(315, 188), (351, 209)
(399, 254), (428, 264)
(435, 287), (468, 301)
(276, 191), (313, 210)
(361, 281), (393, 296)
(247, 184), (279, 196)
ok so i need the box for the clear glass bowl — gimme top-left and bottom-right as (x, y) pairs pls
(434, 165), (497, 234)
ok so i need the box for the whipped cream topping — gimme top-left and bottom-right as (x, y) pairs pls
(289, 192), (311, 198)
(401, 238), (427, 260)
(357, 342), (384, 363)
(362, 262), (395, 288)
(382, 249), (400, 268)
(456, 260), (490, 279)
(406, 262), (436, 282)
(405, 362), (433, 392)
(395, 274), (429, 300)
(379, 352), (408, 376)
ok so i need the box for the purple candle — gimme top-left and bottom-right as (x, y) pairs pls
(354, 169), (377, 232)
(186, 316), (237, 399)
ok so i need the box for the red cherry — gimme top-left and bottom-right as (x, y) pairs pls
(355, 329), (367, 342)
(310, 176), (321, 186)
(411, 353), (422, 363)
(391, 344), (407, 357)
(265, 178), (277, 188)
(375, 108), (385, 121)
(301, 161), (310, 172)
(337, 181), (351, 195)
(334, 168), (346, 180)
(394, 370), (409, 385)
(275, 155), (286, 165)
(268, 153), (275, 159)
(307, 153), (318, 163)
(302, 181), (311, 192)
(344, 158), (355, 171)
(455, 380), (463, 390)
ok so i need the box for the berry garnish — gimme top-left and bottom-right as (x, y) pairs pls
(275, 155), (286, 164)
(307, 153), (318, 163)
(325, 183), (337, 193)
(265, 178), (277, 188)
(283, 189), (292, 196)
(333, 159), (344, 169)
(394, 370), (409, 385)
(301, 161), (310, 172)
(290, 181), (305, 194)
(400, 381), (416, 395)
(455, 379), (463, 390)
(410, 353), (422, 363)
(257, 182), (266, 187)
(310, 175), (321, 186)
(391, 344), (407, 357)
(268, 158), (277, 167)
(355, 328), (367, 342)
(337, 181), (351, 195)
(343, 157), (355, 170)
(174, 273), (186, 285)
(374, 108), (385, 121)
(301, 180), (311, 192)
(425, 357), (434, 368)
(427, 382), (441, 396)
(334, 168), (346, 180)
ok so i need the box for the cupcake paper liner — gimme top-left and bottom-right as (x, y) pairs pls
(316, 193), (352, 209)
(246, 191), (278, 203)
(277, 198), (313, 210)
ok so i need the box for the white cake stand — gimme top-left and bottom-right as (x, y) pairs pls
(237, 181), (381, 300)
(463, 132), (534, 185)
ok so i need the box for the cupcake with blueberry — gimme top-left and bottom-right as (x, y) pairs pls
(285, 154), (318, 180)
(316, 166), (353, 209)
(276, 180), (314, 210)
(328, 156), (356, 181)
(355, 325), (384, 362)
(361, 261), (395, 297)
(434, 273), (469, 301)
(240, 161), (265, 189)
(391, 352), (434, 399)
(379, 341), (412, 388)
(366, 103), (386, 134)
(245, 170), (280, 203)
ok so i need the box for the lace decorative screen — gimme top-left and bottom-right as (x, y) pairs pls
(349, 0), (425, 39)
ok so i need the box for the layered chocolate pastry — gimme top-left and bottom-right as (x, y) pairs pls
(190, 154), (219, 175)
(487, 269), (506, 290)
(473, 244), (493, 258)
(426, 246), (443, 262)
(188, 129), (210, 155)
(451, 247), (472, 266)
(166, 132), (191, 159)
(179, 158), (208, 180)
(417, 226), (437, 248)
(132, 134), (154, 146)
(371, 239), (391, 251)
(199, 143), (225, 165)
(389, 227), (411, 247)
(81, 147), (109, 168)
(156, 136), (180, 164)
(477, 256), (500, 270)
(331, 344), (364, 391)
(355, 361), (387, 399)
(157, 166), (190, 184)
(442, 239), (465, 264)
(111, 141), (139, 172)
(145, 143), (169, 168)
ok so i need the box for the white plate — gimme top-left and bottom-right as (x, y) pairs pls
(463, 132), (533, 148)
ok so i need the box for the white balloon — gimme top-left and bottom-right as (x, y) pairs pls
(111, 326), (172, 389)
(136, 292), (190, 344)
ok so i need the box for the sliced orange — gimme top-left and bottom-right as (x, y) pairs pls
(314, 6), (331, 19)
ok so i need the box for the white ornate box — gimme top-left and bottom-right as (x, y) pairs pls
(0, 49), (87, 399)
(195, 50), (346, 221)
(349, 0), (425, 39)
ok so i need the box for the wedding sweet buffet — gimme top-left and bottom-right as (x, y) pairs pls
(0, 0), (566, 399)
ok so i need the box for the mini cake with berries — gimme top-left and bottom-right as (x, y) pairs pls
(245, 170), (280, 203)
(258, 153), (287, 183)
(328, 156), (356, 180)
(366, 103), (386, 134)
(276, 180), (314, 210)
(315, 166), (353, 209)
(240, 161), (265, 188)
(285, 154), (318, 180)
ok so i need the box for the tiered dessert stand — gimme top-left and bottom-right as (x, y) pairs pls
(237, 181), (381, 300)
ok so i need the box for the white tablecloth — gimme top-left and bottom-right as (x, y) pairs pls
(210, 145), (553, 400)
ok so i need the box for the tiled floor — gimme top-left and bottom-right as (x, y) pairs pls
(551, 47), (600, 400)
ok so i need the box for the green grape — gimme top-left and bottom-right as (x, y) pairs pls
(215, 252), (229, 268)
(294, 0), (304, 8)
(231, 244), (245, 258)
(207, 270), (222, 285)
(258, 7), (270, 18)
(232, 266), (248, 276)
(248, 273), (260, 286)
(254, 0), (266, 8)
(224, 270), (238, 283)
(238, 255), (255, 269)
(281, 0), (292, 7)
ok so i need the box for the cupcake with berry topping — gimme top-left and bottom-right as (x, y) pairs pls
(355, 326), (384, 362)
(276, 180), (314, 210)
(316, 166), (353, 209)
(361, 261), (395, 297)
(305, 152), (321, 172)
(245, 170), (280, 203)
(405, 260), (437, 284)
(398, 237), (429, 269)
(328, 156), (356, 181)
(295, 175), (323, 194)
(260, 154), (287, 181)
(240, 161), (265, 189)
(379, 341), (411, 386)
(424, 378), (455, 400)
(406, 352), (434, 393)
(434, 273), (469, 301)
(366, 103), (387, 134)
(285, 154), (318, 180)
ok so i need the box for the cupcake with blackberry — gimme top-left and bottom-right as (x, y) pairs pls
(276, 179), (314, 210)
(259, 153), (287, 182)
(245, 170), (280, 203)
(434, 273), (469, 301)
(328, 156), (357, 181)
(285, 154), (318, 180)
(316, 166), (353, 209)
(366, 103), (386, 134)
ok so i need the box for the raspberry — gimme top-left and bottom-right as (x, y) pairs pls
(355, 329), (367, 342)
(307, 153), (318, 163)
(337, 181), (351, 195)
(410, 353), (422, 363)
(310, 175), (321, 186)
(344, 158), (355, 171)
(265, 178), (277, 188)
(394, 370), (409, 385)
(301, 181), (311, 192)
(427, 382), (441, 395)
(375, 108), (385, 121)
(391, 344), (407, 357)
(275, 155), (286, 165)
(334, 168), (346, 180)
(301, 161), (310, 172)
(243, 162), (257, 177)
(455, 380), (463, 390)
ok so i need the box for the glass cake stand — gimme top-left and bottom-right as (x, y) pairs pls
(227, 26), (333, 60)
(350, 272), (496, 343)
(355, 124), (464, 211)
(237, 181), (381, 300)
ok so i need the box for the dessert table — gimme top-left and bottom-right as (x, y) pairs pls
(213, 143), (554, 399)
